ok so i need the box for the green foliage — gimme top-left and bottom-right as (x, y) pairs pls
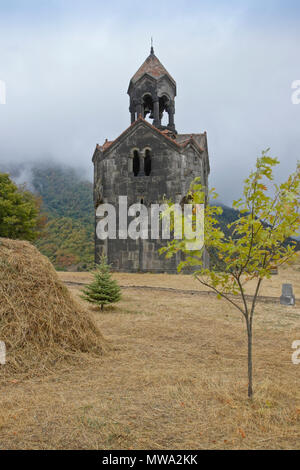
(81, 254), (121, 310)
(31, 165), (94, 225)
(162, 152), (300, 287)
(0, 173), (40, 241)
(30, 164), (94, 271)
(35, 217), (94, 271)
(209, 203), (299, 271)
(215, 204), (242, 237)
(0, 163), (95, 270)
(160, 151), (300, 398)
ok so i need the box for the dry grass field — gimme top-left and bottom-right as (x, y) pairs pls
(0, 263), (299, 449)
(58, 262), (300, 298)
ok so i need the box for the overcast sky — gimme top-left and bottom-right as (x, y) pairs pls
(0, 0), (299, 204)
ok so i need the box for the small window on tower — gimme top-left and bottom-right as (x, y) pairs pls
(144, 149), (152, 176)
(133, 150), (140, 177)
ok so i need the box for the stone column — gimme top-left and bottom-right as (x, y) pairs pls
(136, 99), (143, 118)
(168, 102), (175, 130)
(129, 102), (135, 124)
(153, 98), (160, 127)
(139, 152), (145, 176)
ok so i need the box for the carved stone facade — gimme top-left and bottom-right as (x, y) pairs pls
(92, 49), (210, 272)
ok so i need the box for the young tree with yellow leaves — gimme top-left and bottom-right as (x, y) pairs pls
(160, 151), (300, 398)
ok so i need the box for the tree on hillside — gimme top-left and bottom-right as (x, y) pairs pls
(0, 173), (43, 241)
(81, 254), (121, 310)
(0, 163), (94, 270)
(160, 151), (300, 399)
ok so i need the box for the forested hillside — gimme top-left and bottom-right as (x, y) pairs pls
(32, 166), (93, 225)
(32, 165), (94, 270)
(0, 163), (94, 270)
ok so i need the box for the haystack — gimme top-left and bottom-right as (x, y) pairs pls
(0, 238), (108, 378)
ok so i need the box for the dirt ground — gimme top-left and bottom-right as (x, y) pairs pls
(0, 265), (299, 449)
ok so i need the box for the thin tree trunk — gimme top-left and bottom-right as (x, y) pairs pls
(247, 278), (261, 399)
(101, 304), (104, 311)
(246, 318), (253, 399)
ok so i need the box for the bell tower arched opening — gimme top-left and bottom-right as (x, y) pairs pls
(142, 94), (154, 123)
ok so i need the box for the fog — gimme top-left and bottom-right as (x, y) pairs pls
(0, 0), (299, 203)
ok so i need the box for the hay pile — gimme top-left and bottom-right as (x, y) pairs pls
(0, 238), (108, 378)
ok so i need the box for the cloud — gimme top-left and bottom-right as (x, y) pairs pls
(0, 0), (299, 204)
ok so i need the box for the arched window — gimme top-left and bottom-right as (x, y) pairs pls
(142, 94), (154, 122)
(159, 95), (170, 126)
(133, 150), (140, 177)
(144, 149), (151, 176)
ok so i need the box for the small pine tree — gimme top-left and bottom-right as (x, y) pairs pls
(81, 254), (121, 310)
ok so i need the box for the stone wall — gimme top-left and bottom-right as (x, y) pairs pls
(93, 120), (209, 272)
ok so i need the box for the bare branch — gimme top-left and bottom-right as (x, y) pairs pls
(195, 275), (247, 317)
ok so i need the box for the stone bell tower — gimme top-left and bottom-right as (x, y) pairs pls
(128, 45), (176, 132)
(92, 46), (210, 272)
